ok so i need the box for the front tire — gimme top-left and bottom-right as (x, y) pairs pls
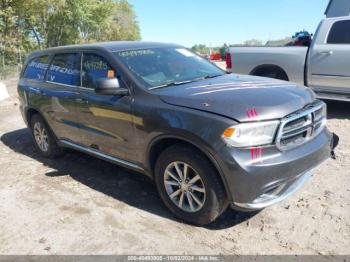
(154, 145), (228, 225)
(30, 114), (63, 158)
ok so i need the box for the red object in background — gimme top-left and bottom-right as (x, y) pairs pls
(210, 53), (222, 61)
(225, 52), (232, 69)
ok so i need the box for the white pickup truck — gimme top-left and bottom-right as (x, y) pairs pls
(226, 16), (350, 101)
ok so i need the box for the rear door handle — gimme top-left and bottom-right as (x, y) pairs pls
(318, 50), (333, 55)
(29, 87), (43, 94)
(75, 98), (89, 104)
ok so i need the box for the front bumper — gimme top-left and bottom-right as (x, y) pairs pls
(232, 167), (315, 210)
(215, 127), (333, 210)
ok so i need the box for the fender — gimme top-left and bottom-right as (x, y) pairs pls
(146, 133), (233, 201)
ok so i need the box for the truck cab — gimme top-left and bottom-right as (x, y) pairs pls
(307, 16), (350, 98)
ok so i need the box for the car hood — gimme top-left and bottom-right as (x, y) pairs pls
(156, 74), (316, 122)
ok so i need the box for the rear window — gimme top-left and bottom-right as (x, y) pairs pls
(327, 20), (350, 44)
(23, 55), (50, 80)
(47, 53), (81, 86)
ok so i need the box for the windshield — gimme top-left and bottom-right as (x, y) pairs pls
(114, 47), (225, 89)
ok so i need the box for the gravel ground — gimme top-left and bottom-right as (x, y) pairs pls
(0, 75), (349, 255)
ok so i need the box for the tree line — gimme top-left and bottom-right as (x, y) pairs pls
(0, 0), (140, 71)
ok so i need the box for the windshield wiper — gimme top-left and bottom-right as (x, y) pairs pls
(203, 74), (224, 79)
(149, 74), (224, 90)
(149, 79), (195, 90)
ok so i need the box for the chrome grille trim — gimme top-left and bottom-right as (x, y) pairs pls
(276, 101), (327, 150)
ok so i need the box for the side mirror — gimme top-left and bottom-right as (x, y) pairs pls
(95, 78), (129, 96)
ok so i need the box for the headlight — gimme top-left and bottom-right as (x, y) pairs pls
(222, 120), (280, 147)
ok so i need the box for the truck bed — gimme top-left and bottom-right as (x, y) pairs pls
(228, 46), (308, 86)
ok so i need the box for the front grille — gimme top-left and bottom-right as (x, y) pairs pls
(276, 101), (327, 150)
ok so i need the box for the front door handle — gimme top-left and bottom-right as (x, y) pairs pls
(75, 98), (89, 104)
(318, 50), (333, 55)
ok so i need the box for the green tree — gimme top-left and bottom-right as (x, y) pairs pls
(23, 0), (141, 47)
(0, 0), (22, 66)
(191, 44), (210, 55)
(243, 39), (263, 46)
(265, 37), (293, 46)
(101, 0), (141, 41)
(0, 0), (141, 70)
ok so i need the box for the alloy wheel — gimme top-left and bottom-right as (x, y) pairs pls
(33, 122), (49, 152)
(164, 161), (206, 213)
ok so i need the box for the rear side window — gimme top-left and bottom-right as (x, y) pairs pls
(47, 53), (81, 86)
(82, 53), (115, 89)
(23, 55), (50, 80)
(327, 20), (350, 44)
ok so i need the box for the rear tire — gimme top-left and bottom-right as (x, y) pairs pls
(253, 67), (289, 81)
(262, 71), (288, 81)
(154, 145), (228, 225)
(30, 114), (63, 158)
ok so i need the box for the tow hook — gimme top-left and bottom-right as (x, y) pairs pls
(330, 133), (339, 160)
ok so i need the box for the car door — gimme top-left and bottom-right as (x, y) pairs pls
(45, 52), (83, 143)
(75, 52), (135, 161)
(308, 18), (350, 94)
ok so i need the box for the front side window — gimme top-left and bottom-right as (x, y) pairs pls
(327, 20), (350, 44)
(47, 53), (81, 86)
(114, 47), (225, 89)
(23, 55), (50, 80)
(82, 53), (115, 89)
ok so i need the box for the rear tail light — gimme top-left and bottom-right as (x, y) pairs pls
(225, 52), (232, 70)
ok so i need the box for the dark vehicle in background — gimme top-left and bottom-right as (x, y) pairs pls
(286, 31), (313, 47)
(18, 42), (332, 225)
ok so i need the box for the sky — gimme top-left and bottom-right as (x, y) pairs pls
(128, 0), (329, 47)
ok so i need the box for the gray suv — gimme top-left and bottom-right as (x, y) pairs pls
(18, 42), (333, 225)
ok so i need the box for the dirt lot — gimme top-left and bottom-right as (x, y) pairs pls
(0, 75), (349, 255)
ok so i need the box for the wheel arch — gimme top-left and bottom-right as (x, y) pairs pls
(250, 64), (289, 81)
(26, 107), (42, 125)
(25, 107), (58, 138)
(147, 135), (232, 201)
